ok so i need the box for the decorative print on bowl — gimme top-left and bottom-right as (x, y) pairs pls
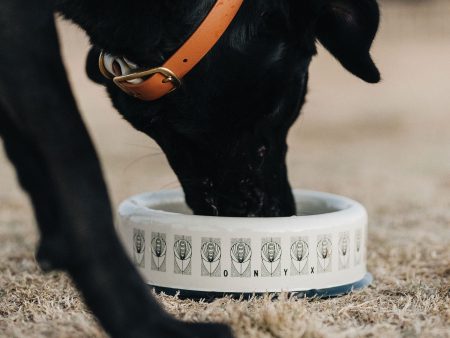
(174, 235), (192, 275)
(118, 189), (372, 298)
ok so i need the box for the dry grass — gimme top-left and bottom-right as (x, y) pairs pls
(1, 2), (449, 337)
(1, 194), (449, 338)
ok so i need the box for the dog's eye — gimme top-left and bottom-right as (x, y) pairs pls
(103, 53), (143, 84)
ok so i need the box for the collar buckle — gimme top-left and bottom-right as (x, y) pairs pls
(113, 67), (181, 98)
(98, 50), (181, 98)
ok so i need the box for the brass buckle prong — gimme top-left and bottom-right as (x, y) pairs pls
(113, 67), (181, 89)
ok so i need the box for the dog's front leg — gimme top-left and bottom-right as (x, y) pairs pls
(0, 1), (232, 337)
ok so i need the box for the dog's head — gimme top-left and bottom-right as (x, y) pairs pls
(59, 0), (380, 217)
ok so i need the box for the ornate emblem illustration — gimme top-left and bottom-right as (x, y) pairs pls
(174, 235), (192, 275)
(150, 232), (167, 272)
(261, 238), (282, 277)
(290, 237), (309, 275)
(354, 229), (362, 265)
(201, 238), (221, 277)
(338, 232), (350, 270)
(316, 235), (332, 273)
(230, 238), (252, 277)
(133, 229), (145, 268)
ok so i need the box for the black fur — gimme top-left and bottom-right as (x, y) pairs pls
(59, 0), (379, 217)
(0, 0), (379, 337)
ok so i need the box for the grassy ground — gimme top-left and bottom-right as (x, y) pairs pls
(1, 2), (449, 337)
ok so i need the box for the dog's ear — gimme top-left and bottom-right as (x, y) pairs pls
(315, 0), (380, 83)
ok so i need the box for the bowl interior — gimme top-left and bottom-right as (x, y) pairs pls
(148, 194), (342, 216)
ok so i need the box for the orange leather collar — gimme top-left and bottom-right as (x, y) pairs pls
(99, 0), (244, 101)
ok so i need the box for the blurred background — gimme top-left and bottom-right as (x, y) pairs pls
(1, 1), (449, 337)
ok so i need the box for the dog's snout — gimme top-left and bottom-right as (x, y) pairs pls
(182, 174), (296, 218)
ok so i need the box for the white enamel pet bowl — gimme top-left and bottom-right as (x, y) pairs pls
(117, 189), (371, 299)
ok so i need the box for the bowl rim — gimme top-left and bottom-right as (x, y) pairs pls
(118, 189), (367, 228)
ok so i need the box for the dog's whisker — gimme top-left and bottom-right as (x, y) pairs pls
(159, 179), (181, 190)
(123, 142), (162, 150)
(123, 152), (164, 173)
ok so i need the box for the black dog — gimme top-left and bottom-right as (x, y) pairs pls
(0, 0), (379, 337)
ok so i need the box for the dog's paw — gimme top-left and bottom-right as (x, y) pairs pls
(154, 319), (234, 338)
(184, 322), (234, 338)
